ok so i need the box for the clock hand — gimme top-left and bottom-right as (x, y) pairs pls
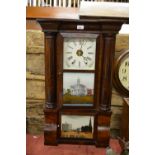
(83, 55), (91, 61)
(82, 56), (88, 64)
(80, 42), (84, 49)
(82, 55), (86, 60)
(80, 40), (87, 49)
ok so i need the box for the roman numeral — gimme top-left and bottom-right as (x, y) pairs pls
(125, 61), (129, 66)
(66, 52), (72, 54)
(72, 59), (76, 64)
(67, 45), (73, 49)
(84, 62), (88, 65)
(122, 69), (127, 73)
(87, 57), (92, 61)
(122, 76), (127, 81)
(87, 46), (92, 50)
(79, 61), (81, 68)
(89, 62), (94, 67)
(68, 56), (73, 60)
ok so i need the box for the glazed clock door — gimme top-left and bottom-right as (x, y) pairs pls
(56, 32), (100, 142)
(57, 33), (99, 108)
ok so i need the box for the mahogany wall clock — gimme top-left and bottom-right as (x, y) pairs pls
(37, 3), (128, 147)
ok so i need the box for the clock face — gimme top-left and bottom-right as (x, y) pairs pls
(118, 57), (129, 90)
(63, 38), (96, 70)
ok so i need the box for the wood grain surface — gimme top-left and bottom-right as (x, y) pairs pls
(26, 7), (79, 19)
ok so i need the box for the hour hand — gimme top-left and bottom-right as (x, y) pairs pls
(82, 56), (88, 64)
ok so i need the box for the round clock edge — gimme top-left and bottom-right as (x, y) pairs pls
(113, 49), (129, 97)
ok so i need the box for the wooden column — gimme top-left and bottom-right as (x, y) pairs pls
(100, 33), (116, 112)
(44, 32), (58, 145)
(96, 33), (116, 147)
(44, 32), (57, 109)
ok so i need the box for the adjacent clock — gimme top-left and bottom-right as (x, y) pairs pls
(113, 49), (129, 97)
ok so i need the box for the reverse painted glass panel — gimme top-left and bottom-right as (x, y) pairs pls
(63, 73), (94, 106)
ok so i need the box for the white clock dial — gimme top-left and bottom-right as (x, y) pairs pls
(63, 38), (96, 70)
(118, 57), (129, 90)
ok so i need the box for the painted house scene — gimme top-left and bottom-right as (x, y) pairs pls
(61, 115), (94, 139)
(63, 73), (94, 105)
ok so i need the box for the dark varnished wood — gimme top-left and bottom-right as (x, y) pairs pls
(38, 19), (125, 33)
(44, 109), (58, 145)
(96, 111), (112, 147)
(38, 14), (127, 147)
(56, 33), (63, 109)
(119, 98), (129, 152)
(44, 32), (57, 108)
(26, 7), (79, 20)
(100, 33), (116, 111)
(120, 98), (129, 141)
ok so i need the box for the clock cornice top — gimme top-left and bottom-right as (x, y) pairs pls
(37, 2), (128, 33)
(37, 17), (128, 24)
(37, 18), (128, 34)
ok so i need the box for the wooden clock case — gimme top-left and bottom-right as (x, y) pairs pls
(38, 16), (128, 147)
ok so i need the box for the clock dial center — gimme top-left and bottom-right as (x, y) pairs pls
(76, 49), (83, 57)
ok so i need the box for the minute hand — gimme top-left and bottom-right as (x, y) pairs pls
(80, 40), (87, 49)
(82, 56), (88, 64)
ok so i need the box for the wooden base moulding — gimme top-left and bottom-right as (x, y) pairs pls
(44, 109), (112, 147)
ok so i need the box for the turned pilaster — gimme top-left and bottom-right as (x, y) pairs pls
(44, 32), (57, 109)
(99, 33), (116, 111)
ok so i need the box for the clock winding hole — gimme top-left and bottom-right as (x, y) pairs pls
(76, 49), (83, 57)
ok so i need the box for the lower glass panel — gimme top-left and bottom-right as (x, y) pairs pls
(61, 115), (94, 139)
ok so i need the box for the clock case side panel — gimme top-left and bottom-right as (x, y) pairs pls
(44, 109), (58, 145)
(113, 49), (129, 97)
(56, 32), (101, 109)
(95, 111), (112, 147)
